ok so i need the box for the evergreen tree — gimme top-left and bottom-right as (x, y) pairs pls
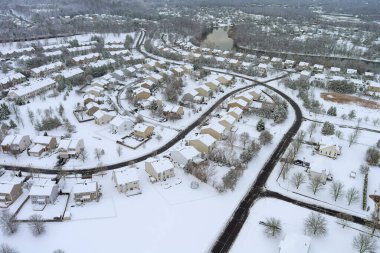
(256, 119), (265, 132)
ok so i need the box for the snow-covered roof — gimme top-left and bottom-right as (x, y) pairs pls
(113, 168), (139, 184)
(148, 159), (174, 173)
(171, 146), (200, 161)
(59, 67), (84, 79)
(0, 47), (34, 56)
(42, 43), (70, 50)
(134, 123), (152, 133)
(228, 107), (243, 116)
(229, 99), (248, 107)
(72, 53), (100, 62)
(298, 61), (310, 67)
(8, 78), (56, 98)
(133, 87), (150, 95)
(201, 123), (225, 134)
(191, 134), (216, 147)
(29, 184), (56, 196)
(258, 63), (268, 69)
(0, 181), (20, 194)
(219, 114), (236, 125)
(279, 234), (311, 253)
(43, 50), (63, 57)
(0, 73), (25, 85)
(313, 64), (324, 70)
(34, 136), (54, 145)
(88, 59), (116, 68)
(347, 68), (357, 74)
(110, 116), (133, 128)
(31, 62), (63, 75)
(93, 110), (115, 119)
(67, 45), (96, 53)
(29, 144), (45, 154)
(1, 135), (16, 146)
(330, 67), (341, 72)
(72, 181), (98, 194)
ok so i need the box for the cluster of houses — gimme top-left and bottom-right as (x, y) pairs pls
(0, 134), (84, 159)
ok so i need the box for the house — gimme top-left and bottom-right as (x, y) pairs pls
(1, 134), (31, 154)
(279, 234), (311, 253)
(0, 179), (23, 206)
(133, 124), (154, 139)
(182, 90), (201, 103)
(92, 79), (109, 90)
(298, 61), (310, 71)
(182, 64), (193, 73)
(110, 116), (134, 134)
(87, 59), (116, 70)
(72, 53), (101, 64)
(31, 61), (64, 77)
(300, 70), (312, 78)
(170, 146), (201, 166)
(145, 158), (175, 182)
(0, 47), (35, 57)
(0, 73), (26, 89)
(228, 99), (249, 110)
(364, 72), (375, 81)
(73, 181), (100, 203)
(195, 85), (212, 97)
(347, 68), (358, 78)
(200, 123), (226, 141)
(56, 67), (84, 81)
(172, 67), (185, 77)
(259, 56), (270, 63)
(133, 87), (151, 100)
(29, 183), (59, 206)
(163, 105), (184, 118)
(313, 64), (324, 73)
(125, 66), (137, 76)
(85, 86), (104, 97)
(247, 89), (261, 100)
(86, 102), (100, 116)
(218, 114), (236, 130)
(112, 168), (141, 196)
(228, 59), (240, 68)
(271, 57), (283, 68)
(140, 80), (155, 90)
(317, 144), (341, 159)
(284, 60), (295, 69)
(29, 136), (57, 157)
(216, 75), (234, 86)
(235, 92), (254, 103)
(367, 81), (380, 93)
(257, 63), (268, 77)
(93, 110), (116, 125)
(205, 80), (221, 91)
(7, 78), (57, 100)
(58, 139), (84, 158)
(144, 60), (160, 70)
(148, 73), (164, 84)
(227, 107), (244, 120)
(308, 167), (329, 184)
(330, 67), (341, 75)
(188, 134), (217, 153)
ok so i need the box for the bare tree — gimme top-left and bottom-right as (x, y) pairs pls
(239, 132), (250, 149)
(262, 217), (282, 237)
(94, 148), (104, 161)
(291, 172), (306, 189)
(330, 181), (344, 201)
(307, 122), (317, 138)
(116, 145), (123, 157)
(225, 132), (237, 149)
(346, 187), (359, 206)
(308, 176), (325, 195)
(352, 233), (378, 253)
(28, 214), (46, 236)
(304, 212), (327, 237)
(0, 210), (18, 235)
(53, 250), (65, 253)
(0, 244), (19, 253)
(337, 213), (354, 228)
(78, 149), (88, 163)
(259, 130), (273, 145)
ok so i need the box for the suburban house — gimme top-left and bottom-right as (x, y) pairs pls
(145, 158), (175, 182)
(284, 60), (295, 69)
(7, 78), (57, 100)
(162, 105), (184, 118)
(170, 146), (201, 166)
(195, 85), (212, 97)
(228, 99), (249, 110)
(72, 53), (101, 64)
(368, 82), (380, 93)
(93, 110), (116, 125)
(172, 67), (185, 77)
(0, 46), (35, 57)
(247, 89), (262, 100)
(182, 90), (201, 103)
(28, 136), (57, 157)
(85, 86), (104, 97)
(188, 134), (217, 153)
(86, 102), (100, 116)
(73, 181), (100, 203)
(58, 139), (84, 158)
(112, 168), (141, 196)
(110, 116), (134, 134)
(0, 179), (23, 207)
(84, 94), (104, 105)
(31, 61), (64, 77)
(0, 73), (26, 89)
(140, 80), (155, 90)
(271, 57), (283, 68)
(279, 233), (311, 253)
(346, 68), (358, 78)
(330, 66), (341, 75)
(133, 87), (151, 100)
(29, 183), (59, 207)
(148, 73), (164, 84)
(259, 56), (270, 63)
(227, 107), (244, 120)
(316, 144), (341, 159)
(55, 67), (84, 81)
(92, 79), (109, 90)
(1, 134), (31, 154)
(216, 75), (234, 86)
(313, 64), (324, 73)
(125, 66), (137, 76)
(235, 92), (254, 103)
(364, 72), (375, 81)
(308, 167), (329, 184)
(133, 123), (154, 139)
(205, 80), (221, 91)
(200, 123), (226, 140)
(218, 114), (236, 130)
(257, 63), (268, 77)
(298, 61), (310, 71)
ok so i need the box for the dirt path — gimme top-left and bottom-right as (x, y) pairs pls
(320, 92), (380, 109)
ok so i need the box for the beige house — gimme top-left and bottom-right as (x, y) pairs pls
(188, 134), (217, 154)
(235, 92), (254, 103)
(200, 123), (226, 140)
(133, 123), (154, 139)
(133, 87), (151, 100)
(171, 67), (185, 77)
(368, 82), (380, 93)
(1, 135), (31, 154)
(216, 75), (234, 86)
(112, 168), (141, 196)
(140, 80), (155, 90)
(247, 90), (261, 100)
(145, 158), (175, 182)
(73, 181), (100, 203)
(28, 136), (58, 157)
(271, 57), (283, 68)
(228, 99), (249, 110)
(218, 114), (236, 130)
(0, 180), (23, 207)
(86, 102), (100, 116)
(163, 105), (184, 118)
(205, 80), (220, 91)
(85, 86), (104, 97)
(195, 85), (212, 97)
(93, 110), (116, 125)
(257, 63), (268, 77)
(227, 107), (244, 121)
(317, 144), (341, 159)
(298, 61), (310, 71)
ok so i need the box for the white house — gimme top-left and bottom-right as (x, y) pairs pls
(29, 183), (59, 207)
(112, 168), (141, 196)
(7, 78), (57, 100)
(110, 116), (134, 133)
(279, 234), (311, 253)
(170, 146), (201, 166)
(317, 144), (341, 159)
(188, 134), (217, 154)
(1, 134), (31, 154)
(58, 139), (84, 158)
(72, 181), (100, 203)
